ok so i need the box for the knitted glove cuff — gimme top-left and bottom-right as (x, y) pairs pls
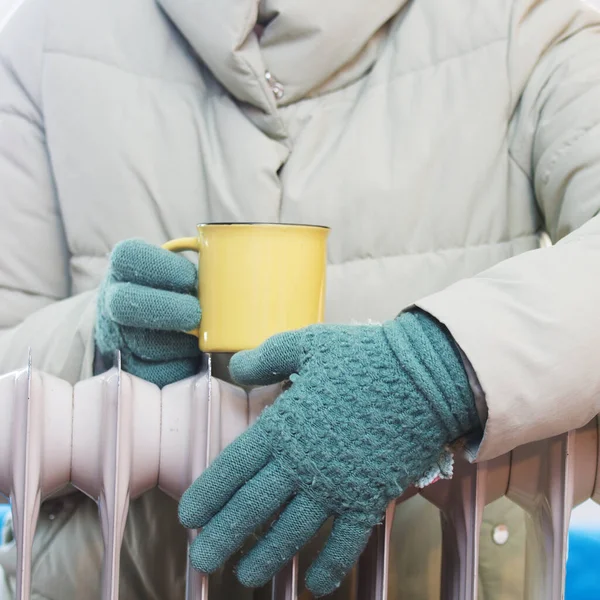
(382, 310), (480, 442)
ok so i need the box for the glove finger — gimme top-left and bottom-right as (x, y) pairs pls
(111, 239), (198, 293)
(305, 515), (372, 597)
(229, 330), (303, 385)
(106, 282), (201, 330)
(236, 494), (328, 588)
(189, 462), (295, 574)
(179, 426), (272, 528)
(121, 353), (201, 388)
(121, 327), (201, 361)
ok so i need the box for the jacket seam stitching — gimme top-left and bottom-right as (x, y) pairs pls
(0, 284), (64, 301)
(0, 54), (43, 123)
(538, 119), (600, 186)
(507, 150), (532, 182)
(0, 107), (42, 131)
(67, 235), (538, 266)
(385, 36), (507, 88)
(43, 49), (205, 87)
(43, 36), (508, 99)
(289, 37), (508, 111)
(332, 233), (539, 266)
(68, 233), (539, 264)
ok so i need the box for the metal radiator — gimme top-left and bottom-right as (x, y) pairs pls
(0, 352), (598, 600)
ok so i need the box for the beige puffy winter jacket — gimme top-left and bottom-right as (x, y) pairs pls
(1, 0), (600, 597)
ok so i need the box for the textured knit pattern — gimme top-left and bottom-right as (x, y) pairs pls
(178, 311), (480, 596)
(95, 239), (202, 387)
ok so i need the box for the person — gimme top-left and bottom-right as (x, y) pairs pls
(0, 0), (599, 597)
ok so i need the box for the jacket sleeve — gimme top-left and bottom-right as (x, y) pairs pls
(0, 0), (97, 383)
(416, 0), (600, 460)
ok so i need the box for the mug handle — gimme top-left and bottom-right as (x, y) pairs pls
(162, 237), (199, 253)
(162, 237), (201, 338)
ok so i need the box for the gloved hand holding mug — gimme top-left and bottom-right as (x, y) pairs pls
(95, 239), (202, 387)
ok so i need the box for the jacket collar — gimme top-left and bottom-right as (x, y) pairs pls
(157, 0), (406, 111)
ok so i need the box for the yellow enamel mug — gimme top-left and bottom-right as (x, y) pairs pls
(162, 223), (329, 353)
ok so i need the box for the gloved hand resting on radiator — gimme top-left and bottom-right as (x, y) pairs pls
(178, 310), (481, 596)
(95, 239), (202, 387)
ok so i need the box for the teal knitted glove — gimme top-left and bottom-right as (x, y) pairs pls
(178, 311), (480, 596)
(95, 239), (202, 387)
